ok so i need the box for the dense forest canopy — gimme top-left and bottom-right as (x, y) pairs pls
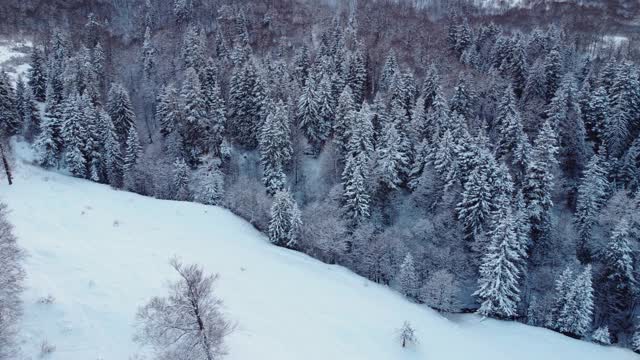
(1, 0), (640, 353)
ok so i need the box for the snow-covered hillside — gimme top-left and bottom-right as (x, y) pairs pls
(0, 39), (31, 84)
(0, 145), (635, 360)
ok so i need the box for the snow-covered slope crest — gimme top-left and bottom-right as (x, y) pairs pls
(2, 145), (636, 360)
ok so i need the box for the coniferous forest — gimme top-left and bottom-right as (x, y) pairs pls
(0, 0), (640, 355)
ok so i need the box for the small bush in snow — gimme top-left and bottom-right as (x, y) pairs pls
(37, 294), (55, 304)
(39, 339), (56, 357)
(592, 326), (611, 345)
(398, 321), (417, 348)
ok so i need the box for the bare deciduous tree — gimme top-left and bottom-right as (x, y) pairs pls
(398, 321), (417, 348)
(134, 258), (233, 360)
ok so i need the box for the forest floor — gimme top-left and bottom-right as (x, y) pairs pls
(1, 141), (636, 360)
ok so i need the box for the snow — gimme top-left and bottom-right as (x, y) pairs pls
(0, 39), (32, 85)
(2, 142), (637, 360)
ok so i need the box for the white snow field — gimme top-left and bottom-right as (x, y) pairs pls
(1, 146), (637, 360)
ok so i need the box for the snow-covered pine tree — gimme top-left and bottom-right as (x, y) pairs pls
(421, 64), (441, 111)
(21, 85), (41, 142)
(380, 49), (399, 93)
(173, 157), (191, 201)
(195, 161), (225, 206)
(107, 83), (136, 144)
(397, 253), (419, 300)
(28, 46), (47, 102)
(456, 166), (493, 243)
(259, 101), (292, 196)
(103, 113), (123, 188)
(157, 84), (180, 137)
(581, 85), (609, 150)
(268, 189), (302, 249)
(180, 67), (208, 164)
(33, 114), (61, 168)
(632, 329), (640, 353)
(432, 129), (458, 194)
(200, 63), (226, 157)
(342, 151), (371, 226)
(333, 85), (356, 156)
(592, 326), (611, 345)
(375, 120), (410, 191)
(603, 218), (636, 332)
(123, 127), (142, 191)
(181, 25), (206, 73)
(558, 265), (594, 337)
(474, 201), (523, 319)
(449, 74), (475, 120)
(544, 49), (563, 102)
(61, 93), (87, 178)
(346, 46), (367, 106)
(297, 76), (324, 153)
(575, 153), (609, 262)
(523, 120), (558, 251)
(0, 71), (19, 137)
(228, 60), (266, 149)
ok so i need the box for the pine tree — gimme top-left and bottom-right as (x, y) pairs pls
(268, 189), (302, 249)
(181, 25), (205, 72)
(632, 329), (640, 353)
(375, 120), (410, 190)
(173, 157), (191, 201)
(28, 47), (47, 102)
(0, 71), (19, 137)
(297, 76), (324, 153)
(333, 86), (356, 155)
(195, 162), (225, 206)
(544, 49), (563, 102)
(346, 46), (367, 105)
(450, 75), (475, 120)
(575, 154), (609, 262)
(523, 120), (558, 248)
(548, 267), (574, 330)
(604, 106), (631, 159)
(421, 64), (441, 111)
(603, 218), (636, 331)
(342, 151), (371, 226)
(228, 61), (265, 149)
(457, 166), (493, 243)
(107, 83), (136, 144)
(558, 265), (594, 337)
(180, 67), (208, 164)
(157, 84), (181, 137)
(104, 113), (123, 188)
(200, 62), (226, 157)
(123, 127), (142, 191)
(432, 129), (458, 193)
(592, 326), (611, 345)
(21, 85), (41, 141)
(380, 49), (399, 93)
(581, 85), (609, 149)
(61, 94), (88, 178)
(495, 85), (527, 168)
(397, 253), (419, 300)
(474, 203), (523, 319)
(259, 102), (292, 196)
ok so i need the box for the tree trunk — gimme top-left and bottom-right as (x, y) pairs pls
(0, 143), (13, 185)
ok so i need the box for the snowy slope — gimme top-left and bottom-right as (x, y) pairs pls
(1, 144), (636, 360)
(0, 39), (31, 85)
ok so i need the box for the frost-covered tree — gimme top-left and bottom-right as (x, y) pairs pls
(333, 86), (356, 155)
(575, 154), (609, 262)
(457, 166), (493, 243)
(134, 258), (232, 360)
(123, 127), (142, 191)
(592, 326), (611, 345)
(173, 157), (191, 201)
(21, 85), (41, 142)
(195, 163), (225, 206)
(107, 83), (136, 144)
(342, 151), (371, 226)
(0, 72), (19, 137)
(375, 120), (410, 191)
(602, 218), (636, 331)
(268, 189), (302, 249)
(420, 270), (461, 312)
(397, 253), (419, 300)
(104, 113), (123, 188)
(157, 84), (180, 137)
(398, 321), (417, 348)
(61, 94), (87, 178)
(259, 102), (292, 196)
(180, 67), (208, 163)
(28, 47), (47, 102)
(474, 203), (523, 319)
(228, 61), (265, 149)
(557, 265), (594, 338)
(297, 76), (326, 153)
(380, 49), (399, 92)
(449, 75), (475, 120)
(141, 26), (156, 81)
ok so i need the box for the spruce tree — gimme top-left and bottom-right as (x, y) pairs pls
(61, 94), (88, 178)
(259, 102), (292, 196)
(333, 86), (356, 155)
(107, 83), (136, 144)
(0, 71), (19, 136)
(228, 61), (266, 149)
(575, 154), (609, 262)
(397, 253), (419, 300)
(180, 67), (208, 163)
(157, 84), (180, 137)
(342, 151), (371, 226)
(375, 120), (410, 191)
(450, 75), (475, 120)
(28, 47), (47, 102)
(268, 189), (302, 249)
(141, 26), (156, 81)
(173, 157), (191, 201)
(123, 127), (142, 191)
(104, 113), (123, 188)
(21, 85), (41, 141)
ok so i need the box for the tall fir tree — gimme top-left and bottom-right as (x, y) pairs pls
(28, 46), (47, 102)
(259, 102), (292, 196)
(123, 127), (142, 191)
(268, 189), (302, 249)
